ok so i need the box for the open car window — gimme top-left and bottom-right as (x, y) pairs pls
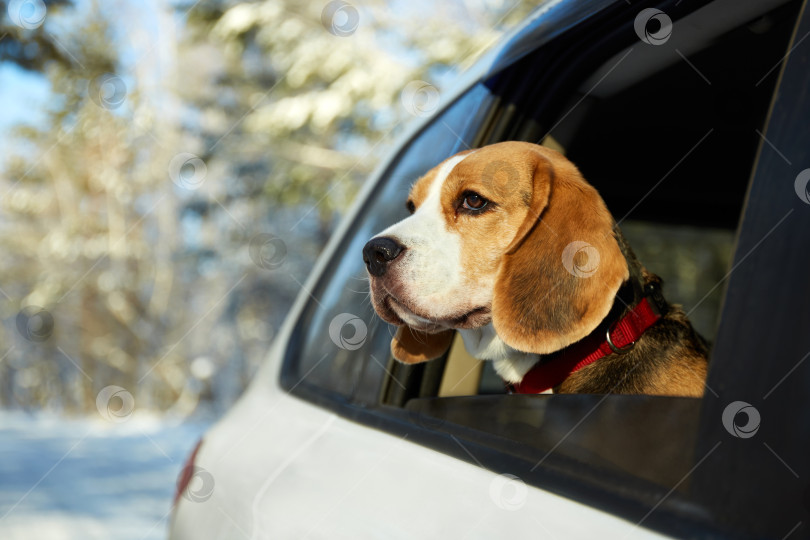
(281, 0), (809, 537)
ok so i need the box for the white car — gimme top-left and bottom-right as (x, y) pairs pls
(169, 0), (810, 537)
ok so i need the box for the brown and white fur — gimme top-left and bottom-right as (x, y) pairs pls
(362, 141), (708, 396)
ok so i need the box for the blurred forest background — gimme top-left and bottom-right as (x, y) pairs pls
(0, 0), (542, 417)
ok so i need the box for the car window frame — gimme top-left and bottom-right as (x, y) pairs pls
(278, 0), (810, 537)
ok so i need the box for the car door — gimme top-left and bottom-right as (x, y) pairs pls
(170, 0), (810, 538)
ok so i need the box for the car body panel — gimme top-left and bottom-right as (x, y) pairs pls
(170, 349), (667, 538)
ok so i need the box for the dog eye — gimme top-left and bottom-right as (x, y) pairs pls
(462, 192), (488, 212)
(406, 200), (416, 214)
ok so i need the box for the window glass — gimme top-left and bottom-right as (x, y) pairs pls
(286, 84), (496, 400)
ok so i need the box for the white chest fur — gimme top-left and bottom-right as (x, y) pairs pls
(458, 324), (540, 384)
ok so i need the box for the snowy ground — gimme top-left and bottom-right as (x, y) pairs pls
(0, 411), (211, 540)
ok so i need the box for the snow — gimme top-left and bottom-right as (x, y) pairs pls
(0, 411), (210, 540)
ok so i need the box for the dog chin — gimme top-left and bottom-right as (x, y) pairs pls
(387, 296), (491, 332)
(368, 278), (491, 331)
(386, 297), (447, 333)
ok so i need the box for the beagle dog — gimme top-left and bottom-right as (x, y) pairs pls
(363, 141), (708, 396)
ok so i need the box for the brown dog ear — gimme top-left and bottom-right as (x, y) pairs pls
(391, 326), (455, 364)
(491, 146), (629, 355)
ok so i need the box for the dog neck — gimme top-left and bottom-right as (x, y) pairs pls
(457, 228), (654, 389)
(458, 275), (657, 389)
(512, 291), (663, 394)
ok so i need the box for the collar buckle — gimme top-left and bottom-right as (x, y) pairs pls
(606, 326), (635, 354)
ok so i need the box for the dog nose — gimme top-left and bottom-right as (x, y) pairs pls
(363, 237), (405, 277)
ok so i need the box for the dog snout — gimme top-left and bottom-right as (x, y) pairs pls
(363, 237), (405, 277)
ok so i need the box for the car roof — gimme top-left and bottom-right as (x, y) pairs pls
(425, 0), (617, 129)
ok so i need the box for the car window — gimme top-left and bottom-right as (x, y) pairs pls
(281, 0), (807, 537)
(284, 84), (496, 401)
(286, 0), (800, 404)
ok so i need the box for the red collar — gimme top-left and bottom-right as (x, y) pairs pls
(510, 297), (661, 394)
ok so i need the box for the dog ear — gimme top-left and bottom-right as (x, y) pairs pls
(491, 147), (629, 355)
(391, 326), (455, 364)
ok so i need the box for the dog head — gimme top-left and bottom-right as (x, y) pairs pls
(363, 141), (629, 364)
